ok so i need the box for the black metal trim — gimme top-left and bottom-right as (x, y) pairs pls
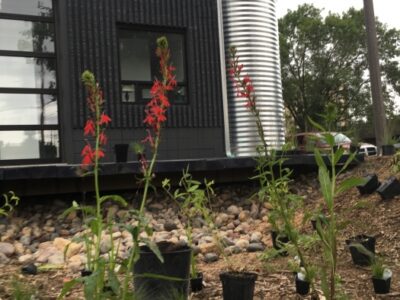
(0, 13), (54, 23)
(0, 50), (55, 58)
(0, 88), (57, 94)
(0, 125), (59, 131)
(0, 158), (60, 166)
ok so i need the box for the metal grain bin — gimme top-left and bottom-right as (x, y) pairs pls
(221, 0), (285, 157)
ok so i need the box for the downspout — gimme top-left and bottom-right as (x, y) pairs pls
(217, 0), (232, 157)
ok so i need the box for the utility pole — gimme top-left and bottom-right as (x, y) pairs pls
(363, 0), (386, 152)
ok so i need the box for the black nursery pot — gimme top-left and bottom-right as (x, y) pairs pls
(295, 275), (310, 295)
(345, 235), (375, 266)
(220, 271), (258, 300)
(190, 272), (203, 292)
(372, 276), (391, 294)
(134, 242), (192, 300)
(376, 176), (400, 200)
(271, 231), (289, 256)
(381, 145), (395, 156)
(357, 174), (380, 195)
(114, 143), (129, 163)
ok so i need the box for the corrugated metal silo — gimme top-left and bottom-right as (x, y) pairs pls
(221, 0), (285, 157)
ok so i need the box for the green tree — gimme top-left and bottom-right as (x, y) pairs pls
(279, 4), (400, 131)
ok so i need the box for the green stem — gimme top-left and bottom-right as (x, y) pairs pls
(93, 88), (103, 297)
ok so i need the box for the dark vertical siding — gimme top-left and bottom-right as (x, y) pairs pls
(66, 0), (223, 130)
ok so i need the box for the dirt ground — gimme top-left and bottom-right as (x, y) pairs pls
(1, 156), (400, 299)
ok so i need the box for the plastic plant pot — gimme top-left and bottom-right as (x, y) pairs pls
(219, 271), (257, 300)
(114, 143), (129, 163)
(372, 276), (391, 294)
(376, 176), (400, 200)
(134, 242), (192, 300)
(346, 235), (375, 266)
(357, 174), (380, 195)
(295, 274), (310, 295)
(190, 272), (203, 292)
(381, 145), (395, 156)
(271, 231), (289, 256)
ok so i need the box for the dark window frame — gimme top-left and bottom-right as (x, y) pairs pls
(0, 0), (60, 165)
(117, 24), (189, 105)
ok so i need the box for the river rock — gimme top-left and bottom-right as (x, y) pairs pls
(247, 243), (265, 252)
(227, 205), (240, 216)
(0, 242), (15, 257)
(204, 252), (219, 263)
(235, 239), (250, 249)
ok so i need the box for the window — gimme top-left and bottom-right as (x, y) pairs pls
(119, 29), (187, 104)
(0, 0), (59, 163)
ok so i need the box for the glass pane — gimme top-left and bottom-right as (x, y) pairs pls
(0, 56), (56, 89)
(0, 19), (54, 52)
(119, 30), (186, 83)
(0, 130), (59, 160)
(0, 94), (57, 125)
(0, 0), (53, 17)
(121, 84), (135, 103)
(164, 33), (185, 82)
(119, 30), (152, 81)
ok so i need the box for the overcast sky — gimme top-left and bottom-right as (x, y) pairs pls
(276, 0), (400, 29)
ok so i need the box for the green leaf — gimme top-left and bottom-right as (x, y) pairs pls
(333, 146), (345, 165)
(322, 133), (335, 147)
(339, 150), (358, 173)
(187, 185), (200, 193)
(162, 178), (170, 188)
(314, 148), (328, 172)
(144, 240), (164, 263)
(83, 273), (97, 300)
(107, 270), (120, 294)
(134, 273), (185, 282)
(99, 194), (128, 207)
(58, 278), (83, 299)
(308, 116), (326, 132)
(336, 177), (366, 195)
(318, 167), (333, 208)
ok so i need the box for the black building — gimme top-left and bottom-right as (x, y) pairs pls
(0, 0), (289, 195)
(0, 0), (227, 166)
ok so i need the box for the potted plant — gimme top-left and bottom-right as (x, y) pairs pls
(127, 36), (193, 300)
(382, 121), (397, 155)
(162, 168), (215, 293)
(114, 143), (129, 162)
(346, 234), (376, 266)
(371, 256), (392, 294)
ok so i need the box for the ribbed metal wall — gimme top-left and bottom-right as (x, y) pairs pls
(66, 0), (223, 130)
(222, 0), (285, 157)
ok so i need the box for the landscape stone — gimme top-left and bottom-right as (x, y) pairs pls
(0, 242), (15, 257)
(164, 221), (178, 231)
(247, 243), (265, 252)
(0, 252), (10, 264)
(204, 252), (219, 263)
(227, 205), (240, 216)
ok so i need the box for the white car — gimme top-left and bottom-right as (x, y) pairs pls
(358, 143), (378, 156)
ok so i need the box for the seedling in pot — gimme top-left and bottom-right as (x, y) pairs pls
(371, 256), (392, 294)
(346, 235), (376, 266)
(309, 117), (367, 300)
(162, 167), (215, 293)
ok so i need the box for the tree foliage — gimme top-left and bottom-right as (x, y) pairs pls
(279, 4), (400, 131)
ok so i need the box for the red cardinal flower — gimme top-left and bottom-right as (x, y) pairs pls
(99, 113), (111, 125)
(84, 119), (95, 136)
(80, 71), (111, 170)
